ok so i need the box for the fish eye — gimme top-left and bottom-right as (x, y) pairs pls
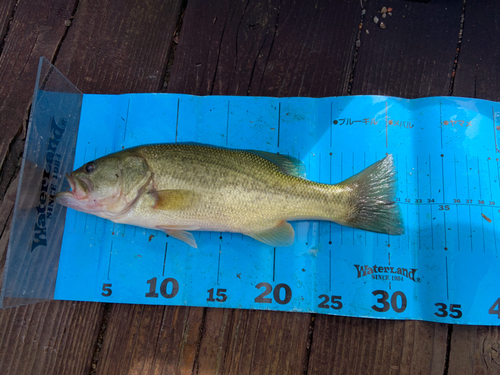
(85, 162), (96, 173)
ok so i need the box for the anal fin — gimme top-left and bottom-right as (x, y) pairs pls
(246, 221), (295, 247)
(157, 225), (198, 248)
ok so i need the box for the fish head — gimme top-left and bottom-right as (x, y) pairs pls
(56, 153), (152, 218)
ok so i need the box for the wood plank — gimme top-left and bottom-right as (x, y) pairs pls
(194, 309), (311, 374)
(448, 326), (500, 375)
(0, 301), (103, 375)
(0, 0), (77, 178)
(96, 304), (203, 375)
(447, 3), (500, 374)
(308, 317), (448, 375)
(55, 0), (182, 94)
(167, 0), (360, 97)
(0, 0), (16, 46)
(351, 0), (463, 98)
(453, 2), (500, 101)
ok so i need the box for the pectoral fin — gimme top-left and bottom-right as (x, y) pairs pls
(149, 190), (195, 211)
(246, 221), (295, 247)
(157, 225), (198, 248)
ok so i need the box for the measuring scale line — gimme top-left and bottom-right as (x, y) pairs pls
(217, 245), (221, 286)
(493, 106), (499, 153)
(107, 240), (113, 280)
(162, 242), (168, 277)
(175, 98), (180, 142)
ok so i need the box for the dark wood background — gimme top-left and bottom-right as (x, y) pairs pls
(0, 0), (499, 374)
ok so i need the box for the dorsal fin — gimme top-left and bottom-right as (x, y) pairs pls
(175, 142), (307, 178)
(247, 150), (306, 178)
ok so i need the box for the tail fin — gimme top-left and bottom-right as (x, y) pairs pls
(338, 155), (404, 235)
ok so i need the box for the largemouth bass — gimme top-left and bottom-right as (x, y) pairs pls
(56, 143), (404, 248)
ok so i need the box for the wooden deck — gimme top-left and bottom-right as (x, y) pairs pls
(0, 0), (499, 373)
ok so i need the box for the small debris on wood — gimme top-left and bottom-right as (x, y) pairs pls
(356, 39), (361, 48)
(366, 29), (370, 34)
(64, 20), (71, 27)
(381, 6), (387, 14)
(373, 16), (379, 24)
(382, 13), (386, 18)
(173, 35), (179, 44)
(380, 22), (386, 29)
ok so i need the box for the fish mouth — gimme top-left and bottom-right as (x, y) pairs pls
(55, 174), (94, 209)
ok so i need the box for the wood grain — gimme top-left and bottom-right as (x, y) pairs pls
(308, 317), (448, 375)
(96, 304), (204, 375)
(0, 0), (77, 178)
(453, 2), (500, 101)
(0, 301), (103, 375)
(351, 0), (463, 98)
(168, 0), (360, 97)
(0, 0), (16, 48)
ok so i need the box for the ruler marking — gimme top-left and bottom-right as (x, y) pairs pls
(385, 101), (388, 148)
(456, 205), (460, 252)
(388, 253), (391, 265)
(175, 98), (180, 142)
(482, 206), (486, 253)
(329, 249), (332, 291)
(428, 155), (432, 200)
(389, 282), (391, 290)
(406, 155), (409, 249)
(162, 242), (168, 277)
(487, 158), (492, 201)
(273, 247), (276, 282)
(341, 152), (343, 245)
(493, 209), (498, 254)
(469, 205), (473, 252)
(226, 100), (230, 146)
(441, 155), (447, 249)
(417, 156), (421, 249)
(466, 155), (473, 252)
(352, 152), (355, 244)
(477, 158), (482, 197)
(365, 153), (370, 245)
(278, 102), (281, 148)
(330, 102), (333, 147)
(493, 106), (499, 152)
(217, 245), (221, 285)
(123, 98), (130, 141)
(441, 155), (446, 203)
(108, 241), (113, 280)
(329, 153), (332, 244)
(440, 102), (443, 149)
(445, 256), (449, 300)
(83, 214), (88, 234)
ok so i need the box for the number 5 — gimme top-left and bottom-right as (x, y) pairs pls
(101, 283), (112, 297)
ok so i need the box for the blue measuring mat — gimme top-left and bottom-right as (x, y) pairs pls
(52, 93), (500, 325)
